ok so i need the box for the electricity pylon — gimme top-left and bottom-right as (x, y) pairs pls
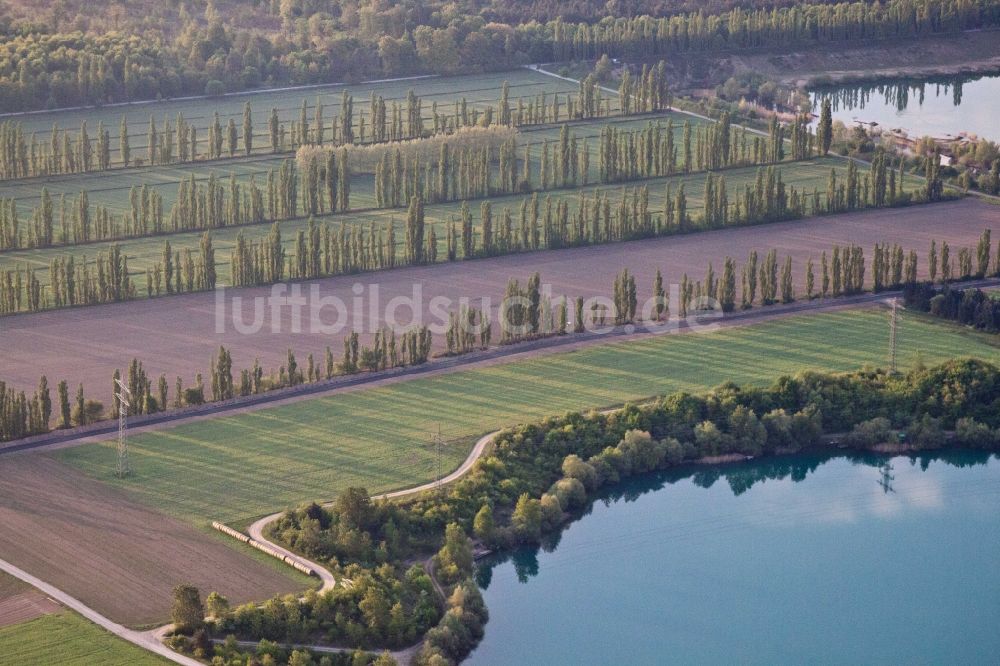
(114, 378), (131, 478)
(432, 424), (444, 491)
(888, 297), (899, 374)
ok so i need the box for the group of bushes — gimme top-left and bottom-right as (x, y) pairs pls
(904, 282), (1000, 334)
(167, 567), (430, 664)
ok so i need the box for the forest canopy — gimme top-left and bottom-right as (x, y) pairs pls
(2, 0), (1000, 112)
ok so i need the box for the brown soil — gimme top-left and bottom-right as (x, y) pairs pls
(0, 590), (61, 628)
(0, 456), (303, 627)
(3, 199), (1000, 404)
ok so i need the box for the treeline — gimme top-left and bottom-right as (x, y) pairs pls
(3, 228), (994, 438)
(4, 0), (999, 113)
(0, 324), (432, 441)
(906, 282), (1000, 333)
(169, 579), (398, 666)
(0, 69), (663, 182)
(201, 559), (441, 651)
(550, 0), (1000, 61)
(0, 151), (937, 315)
(268, 357), (1000, 663)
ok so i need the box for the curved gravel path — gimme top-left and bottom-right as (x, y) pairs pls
(245, 426), (499, 592)
(217, 427), (500, 662)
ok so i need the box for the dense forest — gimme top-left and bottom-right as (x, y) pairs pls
(2, 0), (999, 112)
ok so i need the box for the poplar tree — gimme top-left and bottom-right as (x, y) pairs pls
(717, 258), (736, 312)
(781, 256), (794, 303)
(119, 115), (130, 167)
(57, 380), (71, 429)
(269, 108), (279, 153)
(243, 102), (253, 156)
(653, 269), (666, 320)
(406, 196), (425, 265)
(74, 383), (85, 426)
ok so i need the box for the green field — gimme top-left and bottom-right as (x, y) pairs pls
(3, 154), (916, 296)
(0, 612), (170, 665)
(58, 308), (1000, 525)
(7, 69), (585, 159)
(3, 107), (705, 217)
(1, 65), (929, 312)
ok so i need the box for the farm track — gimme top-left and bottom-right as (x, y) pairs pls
(0, 558), (201, 666)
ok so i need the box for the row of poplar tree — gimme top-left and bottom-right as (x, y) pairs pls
(0, 325), (431, 441)
(0, 148), (937, 315)
(551, 0), (998, 62)
(1, 109), (804, 252)
(3, 229), (996, 440)
(0, 63), (674, 182)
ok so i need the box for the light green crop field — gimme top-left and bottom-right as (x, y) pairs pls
(3, 154), (918, 296)
(58, 308), (1000, 525)
(7, 69), (585, 156)
(4, 107), (704, 217)
(0, 612), (170, 665)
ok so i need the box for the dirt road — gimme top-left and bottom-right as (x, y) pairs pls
(0, 557), (201, 665)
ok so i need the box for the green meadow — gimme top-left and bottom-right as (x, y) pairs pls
(0, 613), (170, 665)
(59, 308), (1000, 525)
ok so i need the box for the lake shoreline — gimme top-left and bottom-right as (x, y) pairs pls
(470, 447), (1000, 664)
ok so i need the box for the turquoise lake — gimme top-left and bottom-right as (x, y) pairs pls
(468, 452), (1000, 665)
(810, 74), (1000, 142)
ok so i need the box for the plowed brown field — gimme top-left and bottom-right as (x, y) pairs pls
(0, 456), (304, 626)
(0, 572), (59, 628)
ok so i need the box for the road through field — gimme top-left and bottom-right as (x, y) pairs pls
(2, 198), (999, 401)
(226, 425), (509, 663)
(0, 558), (199, 666)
